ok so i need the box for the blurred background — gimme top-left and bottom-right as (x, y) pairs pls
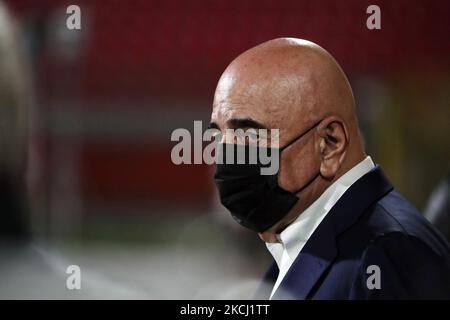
(0, 0), (449, 299)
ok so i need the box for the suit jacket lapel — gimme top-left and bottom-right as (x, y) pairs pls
(272, 216), (337, 299)
(271, 166), (393, 299)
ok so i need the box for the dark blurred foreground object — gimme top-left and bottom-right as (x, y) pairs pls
(0, 172), (29, 240)
(0, 0), (38, 298)
(0, 2), (71, 299)
(0, 1), (30, 242)
(424, 171), (450, 242)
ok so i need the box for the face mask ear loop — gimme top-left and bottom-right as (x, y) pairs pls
(276, 119), (323, 193)
(279, 118), (324, 153)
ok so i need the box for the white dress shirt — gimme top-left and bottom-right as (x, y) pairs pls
(266, 156), (375, 299)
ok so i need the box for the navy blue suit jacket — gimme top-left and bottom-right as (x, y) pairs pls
(257, 166), (450, 299)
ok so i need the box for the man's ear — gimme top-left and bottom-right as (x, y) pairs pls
(317, 116), (348, 180)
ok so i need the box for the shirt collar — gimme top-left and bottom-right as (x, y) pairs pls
(266, 156), (375, 267)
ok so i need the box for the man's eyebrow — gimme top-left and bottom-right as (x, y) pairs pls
(226, 118), (267, 129)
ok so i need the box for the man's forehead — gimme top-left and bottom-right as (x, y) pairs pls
(214, 73), (262, 104)
(212, 96), (299, 133)
(211, 101), (266, 128)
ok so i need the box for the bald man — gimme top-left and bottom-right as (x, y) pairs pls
(211, 38), (450, 299)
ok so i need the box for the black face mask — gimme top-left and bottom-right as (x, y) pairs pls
(213, 119), (322, 232)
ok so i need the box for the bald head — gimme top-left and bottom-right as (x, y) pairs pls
(213, 38), (359, 138)
(211, 38), (366, 240)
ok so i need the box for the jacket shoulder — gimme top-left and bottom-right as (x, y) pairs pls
(363, 190), (450, 258)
